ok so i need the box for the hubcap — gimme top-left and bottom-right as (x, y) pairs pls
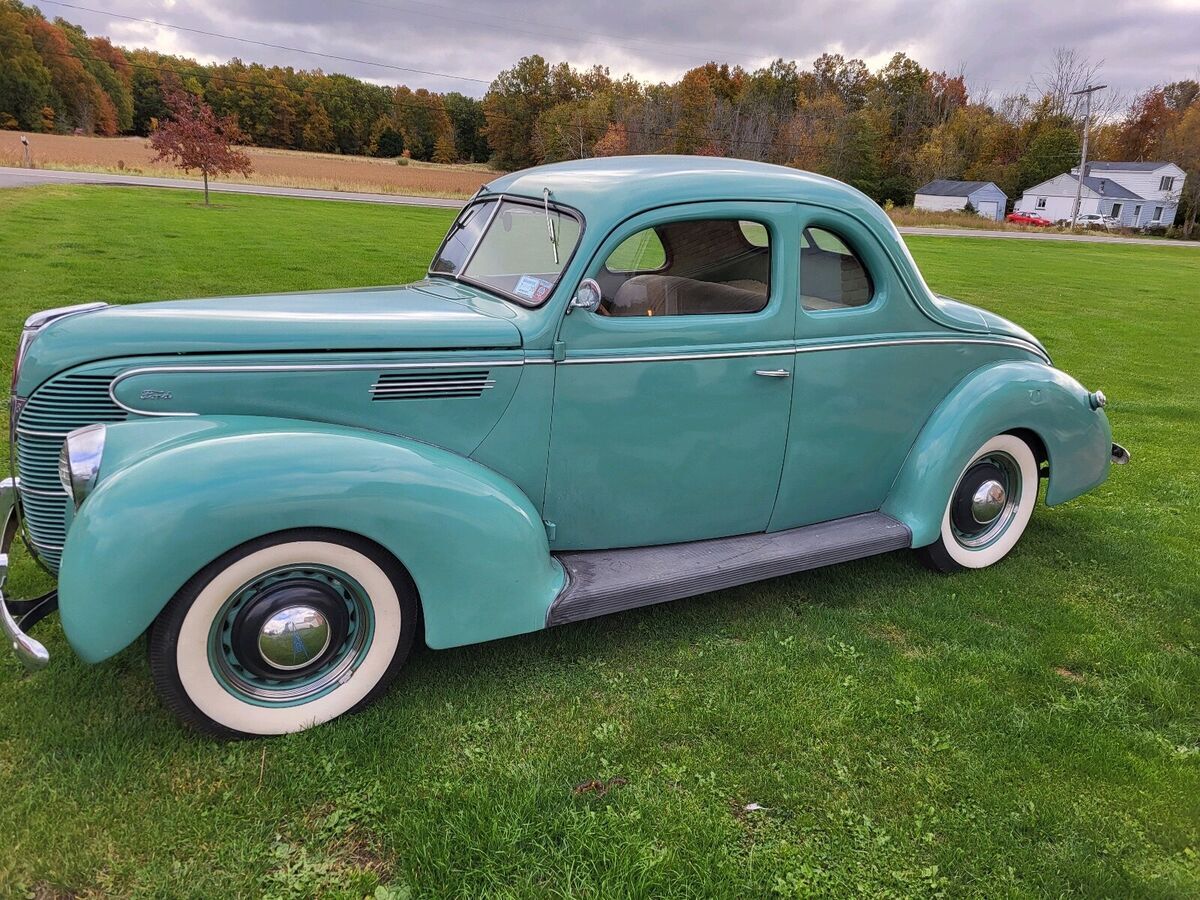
(258, 605), (332, 671)
(950, 452), (1022, 550)
(970, 479), (1007, 524)
(209, 564), (374, 706)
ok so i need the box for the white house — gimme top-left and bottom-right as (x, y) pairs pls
(1015, 161), (1185, 228)
(913, 180), (1008, 221)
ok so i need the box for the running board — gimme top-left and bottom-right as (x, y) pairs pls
(547, 512), (911, 627)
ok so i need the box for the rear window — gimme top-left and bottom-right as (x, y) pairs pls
(799, 227), (874, 312)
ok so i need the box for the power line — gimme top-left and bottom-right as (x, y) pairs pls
(36, 0), (493, 85)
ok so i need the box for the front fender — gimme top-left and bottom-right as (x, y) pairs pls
(881, 361), (1112, 547)
(58, 416), (564, 663)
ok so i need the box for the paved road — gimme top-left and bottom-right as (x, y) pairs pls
(2, 166), (1195, 246)
(0, 166), (463, 208)
(896, 226), (1190, 246)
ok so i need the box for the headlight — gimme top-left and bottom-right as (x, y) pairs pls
(58, 424), (107, 509)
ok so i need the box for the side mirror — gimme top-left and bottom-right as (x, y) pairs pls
(568, 278), (602, 314)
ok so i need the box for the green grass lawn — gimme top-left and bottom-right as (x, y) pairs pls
(0, 186), (1197, 898)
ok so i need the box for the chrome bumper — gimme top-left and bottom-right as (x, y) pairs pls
(1111, 442), (1131, 465)
(1, 477), (50, 669)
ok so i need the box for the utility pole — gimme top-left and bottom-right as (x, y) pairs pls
(1069, 83), (1107, 229)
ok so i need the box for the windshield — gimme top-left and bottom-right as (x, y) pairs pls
(430, 198), (582, 306)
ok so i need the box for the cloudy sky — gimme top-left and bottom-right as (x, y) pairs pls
(38, 0), (1200, 101)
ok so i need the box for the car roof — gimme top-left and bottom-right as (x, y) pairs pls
(484, 155), (891, 233)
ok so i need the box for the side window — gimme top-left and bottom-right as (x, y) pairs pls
(598, 219), (770, 317)
(799, 227), (874, 312)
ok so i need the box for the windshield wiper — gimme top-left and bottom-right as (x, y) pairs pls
(543, 187), (559, 265)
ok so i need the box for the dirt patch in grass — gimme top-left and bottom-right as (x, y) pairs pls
(1, 132), (493, 199)
(1054, 666), (1085, 683)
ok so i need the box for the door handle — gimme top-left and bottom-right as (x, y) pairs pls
(755, 369), (791, 378)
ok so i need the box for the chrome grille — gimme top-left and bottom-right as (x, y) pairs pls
(369, 369), (494, 400)
(15, 373), (126, 570)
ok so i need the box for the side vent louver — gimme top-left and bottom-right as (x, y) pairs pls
(370, 370), (494, 400)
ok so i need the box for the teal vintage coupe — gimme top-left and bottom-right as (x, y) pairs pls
(2, 157), (1126, 737)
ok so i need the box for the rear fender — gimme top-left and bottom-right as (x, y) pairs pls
(58, 416), (563, 663)
(881, 361), (1112, 547)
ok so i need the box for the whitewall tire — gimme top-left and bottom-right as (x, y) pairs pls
(917, 434), (1039, 573)
(149, 529), (417, 738)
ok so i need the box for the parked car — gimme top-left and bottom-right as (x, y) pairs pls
(1, 157), (1127, 737)
(1075, 213), (1122, 230)
(1006, 211), (1053, 226)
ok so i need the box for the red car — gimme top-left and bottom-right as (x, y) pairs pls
(1006, 211), (1053, 226)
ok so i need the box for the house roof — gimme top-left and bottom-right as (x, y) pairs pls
(1079, 176), (1143, 200)
(1077, 161), (1174, 173)
(1021, 172), (1144, 200)
(914, 179), (1004, 197)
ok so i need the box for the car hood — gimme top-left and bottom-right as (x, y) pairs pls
(18, 280), (522, 394)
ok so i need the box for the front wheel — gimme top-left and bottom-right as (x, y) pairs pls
(149, 529), (417, 738)
(916, 434), (1039, 573)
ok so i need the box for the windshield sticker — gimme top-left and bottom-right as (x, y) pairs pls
(514, 275), (553, 302)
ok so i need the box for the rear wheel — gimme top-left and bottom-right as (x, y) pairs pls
(149, 529), (417, 739)
(916, 434), (1039, 573)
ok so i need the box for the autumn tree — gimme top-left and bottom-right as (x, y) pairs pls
(24, 14), (116, 133)
(0, 1), (53, 130)
(1165, 103), (1200, 237)
(150, 86), (252, 204)
(592, 122), (629, 157)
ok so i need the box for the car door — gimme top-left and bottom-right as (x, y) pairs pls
(543, 201), (798, 550)
(767, 205), (1022, 531)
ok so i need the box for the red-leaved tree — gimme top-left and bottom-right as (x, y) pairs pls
(150, 87), (252, 205)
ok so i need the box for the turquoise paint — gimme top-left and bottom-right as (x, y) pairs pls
(881, 360), (1112, 547)
(772, 342), (1032, 531)
(14, 156), (1117, 669)
(108, 351), (524, 457)
(544, 200), (798, 548)
(17, 281), (521, 395)
(58, 417), (564, 662)
(471, 358), (556, 511)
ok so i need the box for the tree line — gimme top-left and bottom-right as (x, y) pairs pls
(1, 1), (1197, 232)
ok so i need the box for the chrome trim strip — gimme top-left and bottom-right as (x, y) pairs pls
(561, 347), (793, 365)
(791, 336), (1050, 363)
(561, 336), (1050, 366)
(16, 483), (68, 498)
(371, 387), (495, 395)
(2, 477), (51, 669)
(108, 360), (525, 416)
(24, 537), (63, 552)
(15, 426), (73, 438)
(370, 389), (494, 396)
(457, 196), (503, 274)
(369, 379), (496, 390)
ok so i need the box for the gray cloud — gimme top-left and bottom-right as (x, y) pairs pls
(42, 0), (1200, 104)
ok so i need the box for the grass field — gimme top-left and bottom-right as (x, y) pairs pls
(0, 132), (493, 199)
(0, 185), (1197, 898)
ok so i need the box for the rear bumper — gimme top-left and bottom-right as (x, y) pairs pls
(1111, 442), (1131, 465)
(1, 477), (50, 669)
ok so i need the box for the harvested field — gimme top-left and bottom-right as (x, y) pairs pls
(0, 132), (494, 199)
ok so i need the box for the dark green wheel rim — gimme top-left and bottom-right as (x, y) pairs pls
(950, 450), (1023, 551)
(208, 564), (374, 707)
